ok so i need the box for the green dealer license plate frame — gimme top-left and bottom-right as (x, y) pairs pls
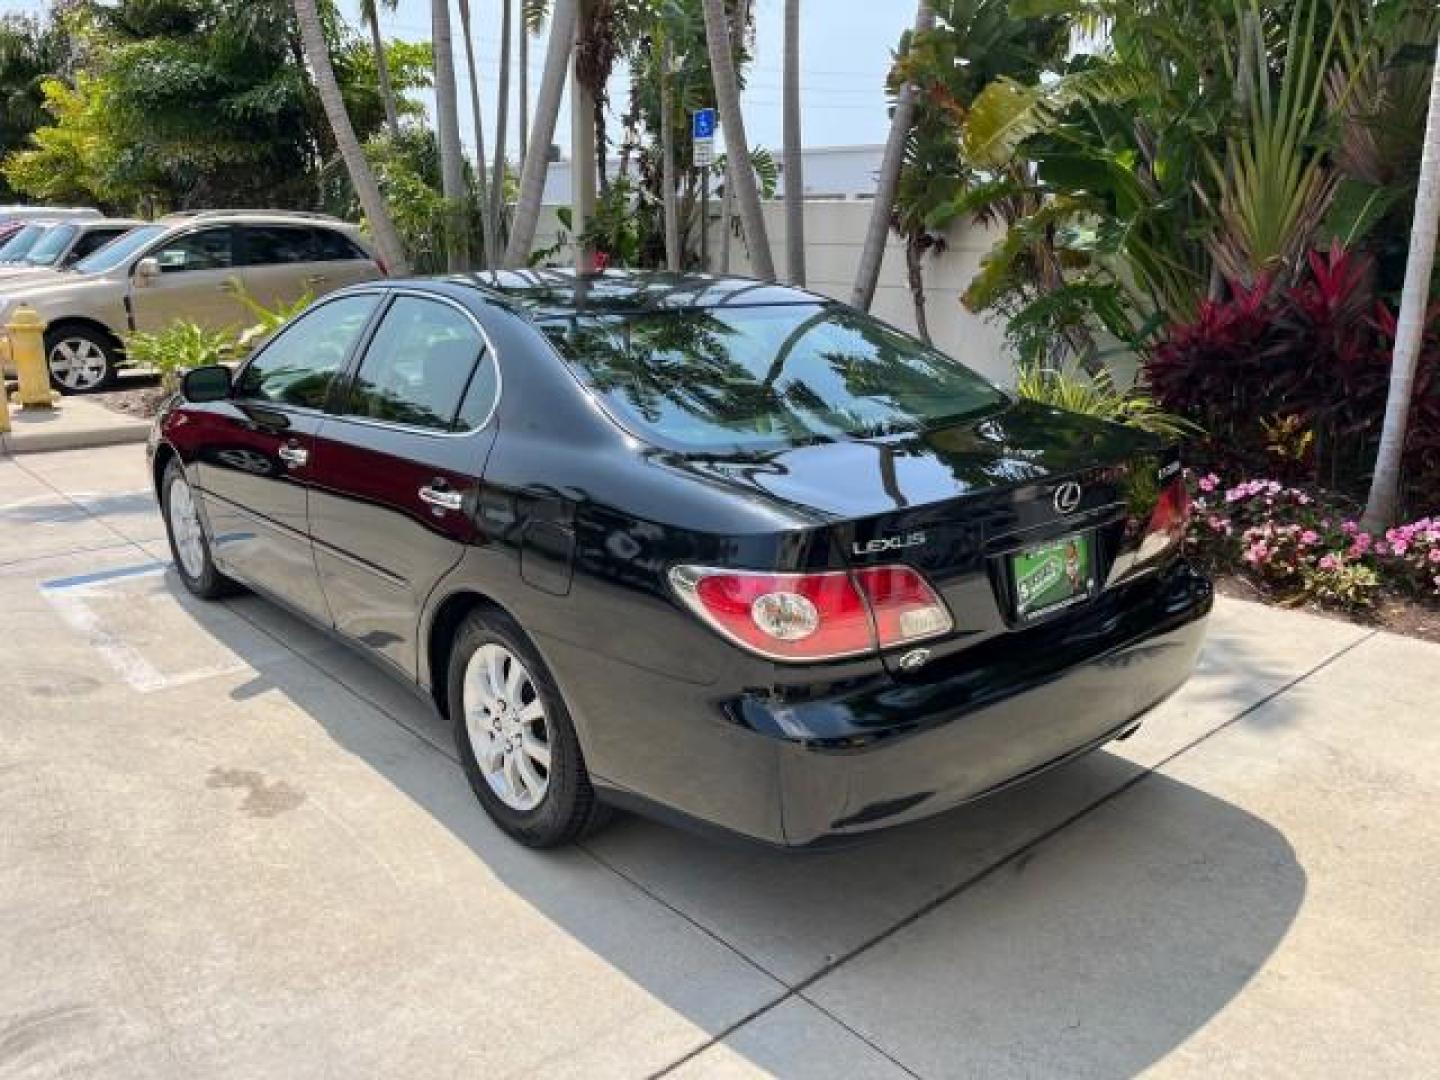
(1010, 532), (1097, 623)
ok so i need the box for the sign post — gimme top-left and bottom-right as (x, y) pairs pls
(693, 108), (717, 270)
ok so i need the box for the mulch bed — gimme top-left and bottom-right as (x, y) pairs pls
(91, 384), (170, 420)
(1212, 573), (1440, 645)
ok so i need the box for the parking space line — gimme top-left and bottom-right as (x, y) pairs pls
(647, 628), (1381, 1078)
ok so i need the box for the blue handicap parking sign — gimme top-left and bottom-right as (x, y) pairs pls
(692, 108), (717, 140)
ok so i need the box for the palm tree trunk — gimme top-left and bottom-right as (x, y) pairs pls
(456, 0), (496, 268)
(701, 0), (774, 281)
(519, 7), (530, 165)
(433, 0), (469, 270)
(782, 0), (804, 286)
(905, 237), (931, 344)
(506, 0), (579, 267)
(491, 0), (513, 250)
(851, 1), (933, 311)
(660, 38), (680, 272)
(364, 5), (401, 139)
(293, 0), (409, 275)
(1362, 32), (1440, 531)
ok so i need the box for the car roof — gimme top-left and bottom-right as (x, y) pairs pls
(436, 269), (827, 316)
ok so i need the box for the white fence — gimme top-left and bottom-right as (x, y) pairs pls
(534, 199), (1018, 385)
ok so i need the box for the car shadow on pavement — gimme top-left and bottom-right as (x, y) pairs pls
(183, 576), (1306, 1077)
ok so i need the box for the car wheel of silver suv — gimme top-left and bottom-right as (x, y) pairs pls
(46, 325), (117, 394)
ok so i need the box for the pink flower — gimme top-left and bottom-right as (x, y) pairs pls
(1341, 520), (1359, 536)
(1300, 530), (1319, 546)
(1351, 533), (1372, 553)
(1198, 474), (1219, 493)
(1429, 549), (1440, 564)
(1319, 554), (1340, 572)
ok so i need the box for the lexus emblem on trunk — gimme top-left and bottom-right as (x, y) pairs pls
(1053, 481), (1083, 514)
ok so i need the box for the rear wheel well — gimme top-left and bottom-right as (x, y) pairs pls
(151, 442), (178, 499)
(427, 590), (510, 718)
(44, 318), (125, 358)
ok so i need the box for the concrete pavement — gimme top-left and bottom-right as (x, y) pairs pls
(2, 446), (1437, 1078)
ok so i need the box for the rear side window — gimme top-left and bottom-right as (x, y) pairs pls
(151, 227), (233, 273)
(343, 296), (483, 431)
(242, 225), (314, 266)
(68, 228), (130, 261)
(236, 294), (380, 409)
(312, 228), (369, 262)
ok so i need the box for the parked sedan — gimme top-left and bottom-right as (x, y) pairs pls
(150, 271), (1211, 849)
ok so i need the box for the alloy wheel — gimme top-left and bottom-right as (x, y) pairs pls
(48, 337), (109, 391)
(462, 643), (552, 811)
(167, 474), (206, 580)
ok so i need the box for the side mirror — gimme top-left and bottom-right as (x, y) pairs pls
(181, 364), (232, 403)
(134, 257), (160, 283)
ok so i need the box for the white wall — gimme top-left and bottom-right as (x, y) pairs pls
(531, 198), (1018, 385)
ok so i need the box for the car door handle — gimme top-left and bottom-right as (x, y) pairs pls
(419, 484), (463, 512)
(277, 443), (309, 469)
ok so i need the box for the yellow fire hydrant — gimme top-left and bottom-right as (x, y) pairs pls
(6, 306), (59, 409)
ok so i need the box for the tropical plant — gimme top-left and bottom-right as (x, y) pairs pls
(359, 0), (401, 138)
(122, 321), (238, 392)
(852, 2), (934, 312)
(782, 0), (804, 286)
(294, 0), (410, 274)
(432, 0), (469, 270)
(1014, 363), (1197, 438)
(455, 0), (495, 266)
(701, 0), (773, 280)
(0, 14), (63, 202)
(507, 0), (579, 266)
(1364, 27), (1440, 531)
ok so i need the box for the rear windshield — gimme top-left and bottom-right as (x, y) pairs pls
(73, 223), (165, 274)
(539, 303), (1005, 451)
(23, 223), (78, 266)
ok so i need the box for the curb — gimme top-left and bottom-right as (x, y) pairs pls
(1, 421), (150, 455)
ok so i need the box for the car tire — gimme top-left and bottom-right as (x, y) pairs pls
(161, 458), (237, 600)
(449, 608), (610, 847)
(45, 324), (118, 394)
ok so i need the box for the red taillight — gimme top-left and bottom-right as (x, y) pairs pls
(669, 565), (953, 663)
(1140, 480), (1190, 561)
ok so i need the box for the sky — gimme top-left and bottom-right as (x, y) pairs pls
(11, 0), (914, 161)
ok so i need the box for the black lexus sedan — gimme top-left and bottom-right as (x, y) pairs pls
(149, 270), (1211, 848)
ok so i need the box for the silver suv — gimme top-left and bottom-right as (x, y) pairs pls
(0, 218), (142, 285)
(0, 210), (382, 393)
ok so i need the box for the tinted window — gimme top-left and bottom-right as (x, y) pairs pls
(73, 224), (165, 274)
(67, 228), (130, 262)
(0, 224), (45, 262)
(151, 227), (233, 273)
(243, 225), (314, 266)
(453, 353), (499, 431)
(236, 294), (379, 409)
(312, 228), (368, 262)
(344, 297), (482, 431)
(539, 303), (1006, 451)
(23, 224), (77, 266)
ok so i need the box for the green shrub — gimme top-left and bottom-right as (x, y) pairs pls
(1014, 363), (1199, 439)
(121, 321), (238, 391)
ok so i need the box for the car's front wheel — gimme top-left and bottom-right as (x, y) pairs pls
(46, 324), (117, 394)
(161, 459), (236, 600)
(449, 608), (609, 847)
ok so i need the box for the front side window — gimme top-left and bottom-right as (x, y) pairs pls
(74, 224), (165, 274)
(151, 227), (234, 273)
(242, 225), (314, 266)
(235, 294), (380, 409)
(539, 303), (1006, 451)
(344, 296), (483, 431)
(23, 224), (78, 266)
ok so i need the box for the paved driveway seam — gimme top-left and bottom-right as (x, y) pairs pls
(648, 627), (1378, 1078)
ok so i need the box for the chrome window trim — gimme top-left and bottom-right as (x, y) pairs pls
(327, 286), (504, 440)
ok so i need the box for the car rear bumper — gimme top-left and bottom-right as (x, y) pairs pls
(592, 560), (1212, 848)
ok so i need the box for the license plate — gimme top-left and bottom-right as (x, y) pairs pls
(1011, 533), (1095, 621)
